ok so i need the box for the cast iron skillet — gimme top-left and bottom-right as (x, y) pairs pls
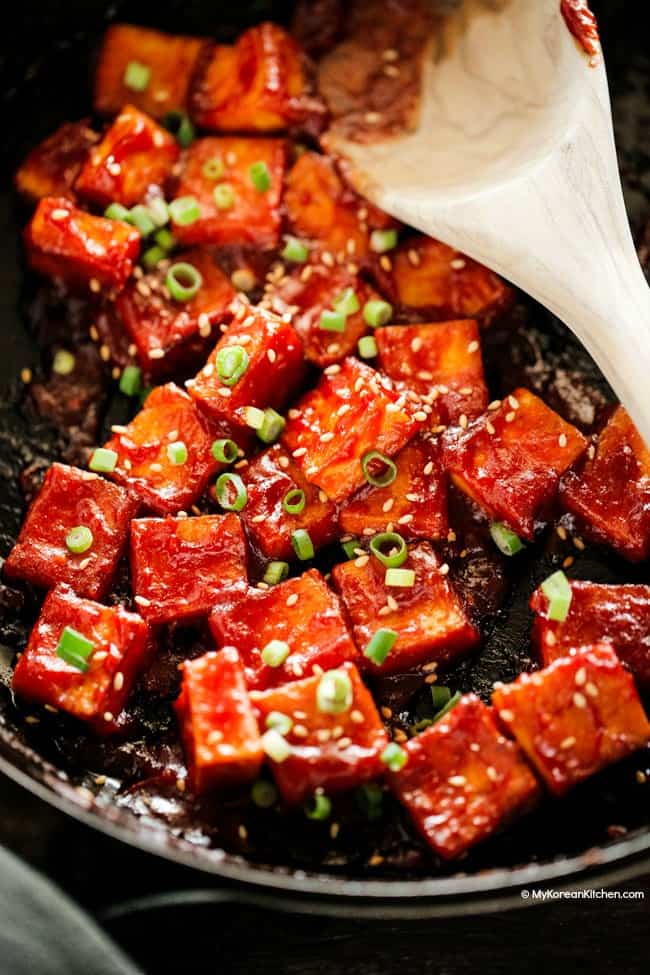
(1, 0), (650, 918)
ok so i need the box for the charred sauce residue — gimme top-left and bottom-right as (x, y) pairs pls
(560, 0), (600, 60)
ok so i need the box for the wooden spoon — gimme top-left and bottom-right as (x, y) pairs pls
(326, 0), (650, 442)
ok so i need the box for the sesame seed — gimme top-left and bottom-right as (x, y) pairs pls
(267, 349), (277, 364)
(50, 207), (69, 220)
(488, 399), (501, 410)
(321, 431), (335, 442)
(505, 411), (515, 423)
(316, 728), (331, 743)
(293, 724), (308, 738)
(355, 555), (370, 568)
(103, 712), (114, 723)
(585, 682), (599, 698)
(636, 771), (647, 785)
(500, 709), (514, 722)
(439, 563), (450, 576)
(411, 337), (423, 353)
(447, 529), (457, 542)
(397, 513), (414, 525)
(486, 766), (499, 782)
(95, 775), (107, 786)
(423, 461), (434, 476)
(135, 595), (151, 607)
(292, 447), (307, 458)
(587, 444), (596, 460)
(459, 414), (468, 429)
(379, 255), (392, 272)
(449, 775), (466, 787)
(380, 706), (393, 719)
(350, 709), (365, 724)
(365, 111), (381, 124)
(382, 48), (399, 61)
(467, 341), (479, 353)
(321, 251), (334, 267)
(25, 715), (40, 725)
(149, 348), (165, 360)
(573, 691), (587, 709)
(573, 536), (585, 551)
(558, 433), (568, 448)
(486, 421), (496, 435)
(556, 525), (568, 541)
(560, 736), (576, 749)
(286, 593), (299, 607)
(546, 631), (556, 646)
(563, 556), (574, 568)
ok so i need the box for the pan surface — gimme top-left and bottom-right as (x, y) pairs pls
(1, 0), (650, 914)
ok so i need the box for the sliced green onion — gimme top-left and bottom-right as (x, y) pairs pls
(316, 669), (352, 714)
(129, 204), (156, 237)
(89, 447), (118, 473)
(261, 639), (290, 668)
(304, 793), (331, 821)
(341, 537), (359, 560)
(169, 195), (200, 226)
(147, 198), (169, 228)
(104, 202), (131, 222)
(163, 110), (195, 148)
(258, 408), (285, 445)
(261, 729), (291, 763)
(52, 349), (75, 376)
(154, 227), (175, 251)
(361, 450), (397, 488)
(214, 472), (247, 512)
(333, 287), (360, 316)
(202, 156), (224, 180)
(358, 335), (378, 359)
(56, 626), (94, 672)
(364, 628), (398, 666)
(142, 245), (166, 270)
(65, 525), (93, 555)
(231, 269), (256, 292)
(123, 60), (150, 92)
(167, 440), (188, 465)
(119, 365), (142, 397)
(216, 345), (249, 386)
(319, 309), (346, 333)
(489, 522), (524, 557)
(265, 711), (293, 735)
(249, 160), (271, 192)
(430, 685), (452, 711)
(262, 561), (289, 586)
(385, 567), (415, 588)
(243, 406), (265, 430)
(213, 183), (236, 210)
(541, 570), (572, 622)
(381, 742), (408, 772)
(283, 488), (306, 515)
(370, 228), (398, 253)
(211, 438), (238, 464)
(363, 299), (393, 328)
(370, 532), (407, 569)
(166, 262), (203, 302)
(291, 528), (314, 561)
(251, 779), (278, 808)
(355, 783), (383, 821)
(432, 689), (461, 723)
(281, 236), (309, 263)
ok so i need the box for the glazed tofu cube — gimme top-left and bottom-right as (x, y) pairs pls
(12, 584), (151, 732)
(492, 643), (650, 795)
(4, 463), (138, 600)
(130, 513), (248, 625)
(174, 648), (263, 794)
(375, 320), (488, 426)
(252, 662), (388, 804)
(209, 568), (359, 690)
(560, 406), (650, 561)
(339, 434), (448, 540)
(189, 23), (325, 136)
(240, 444), (338, 561)
(332, 541), (479, 673)
(75, 105), (179, 208)
(170, 136), (287, 249)
(530, 580), (650, 689)
(388, 695), (540, 859)
(284, 151), (396, 261)
(266, 263), (379, 367)
(389, 236), (513, 324)
(282, 357), (422, 503)
(104, 383), (223, 515)
(115, 249), (236, 379)
(25, 197), (140, 292)
(94, 24), (206, 119)
(187, 303), (304, 431)
(443, 388), (587, 539)
(15, 121), (98, 204)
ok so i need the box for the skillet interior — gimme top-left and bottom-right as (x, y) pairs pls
(1, 0), (650, 909)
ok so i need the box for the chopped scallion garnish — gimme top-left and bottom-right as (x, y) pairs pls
(163, 111), (195, 148)
(432, 688), (462, 723)
(119, 365), (141, 397)
(363, 299), (393, 328)
(281, 236), (309, 263)
(168, 196), (200, 226)
(541, 569), (572, 622)
(258, 408), (285, 444)
(211, 438), (238, 464)
(364, 628), (398, 666)
(369, 531), (407, 568)
(65, 525), (93, 555)
(355, 783), (384, 821)
(291, 528), (314, 561)
(214, 472), (247, 512)
(167, 440), (188, 465)
(147, 198), (169, 228)
(341, 537), (359, 560)
(304, 793), (331, 821)
(333, 287), (360, 316)
(261, 639), (290, 668)
(316, 669), (352, 714)
(216, 345), (249, 387)
(489, 522), (524, 556)
(249, 160), (271, 192)
(283, 488), (306, 515)
(213, 183), (236, 210)
(358, 335), (378, 359)
(123, 60), (150, 92)
(384, 567), (415, 588)
(251, 779), (278, 808)
(142, 245), (166, 270)
(202, 156), (225, 180)
(243, 406), (265, 430)
(380, 742), (408, 772)
(265, 711), (293, 735)
(262, 561), (289, 586)
(56, 626), (94, 672)
(154, 227), (175, 251)
(261, 729), (292, 763)
(129, 204), (156, 237)
(104, 202), (131, 222)
(89, 447), (118, 474)
(165, 262), (203, 302)
(361, 450), (397, 487)
(52, 349), (75, 376)
(319, 309), (346, 333)
(370, 228), (398, 253)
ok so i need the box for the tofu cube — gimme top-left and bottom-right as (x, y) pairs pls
(15, 121), (98, 204)
(209, 568), (359, 690)
(240, 444), (338, 561)
(492, 643), (650, 795)
(282, 357), (422, 503)
(4, 463), (137, 600)
(530, 580), (650, 689)
(130, 513), (248, 625)
(170, 136), (287, 249)
(388, 695), (540, 859)
(12, 584), (151, 732)
(560, 406), (650, 561)
(251, 662), (389, 804)
(443, 388), (587, 539)
(174, 648), (263, 794)
(375, 320), (488, 426)
(332, 541), (479, 673)
(25, 197), (140, 292)
(75, 105), (179, 208)
(339, 434), (448, 540)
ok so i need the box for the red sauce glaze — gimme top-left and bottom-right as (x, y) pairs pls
(4, 464), (138, 600)
(12, 585), (151, 732)
(14, 121), (98, 204)
(174, 648), (263, 793)
(388, 695), (540, 860)
(251, 662), (389, 804)
(492, 643), (650, 796)
(530, 580), (650, 688)
(561, 0), (600, 59)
